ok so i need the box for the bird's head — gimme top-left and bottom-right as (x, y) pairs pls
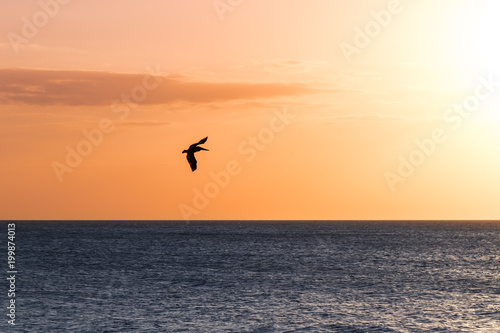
(182, 149), (187, 154)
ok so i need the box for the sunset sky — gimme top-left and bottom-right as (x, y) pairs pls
(2, 0), (500, 220)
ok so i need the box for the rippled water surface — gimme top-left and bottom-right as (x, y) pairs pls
(2, 221), (499, 332)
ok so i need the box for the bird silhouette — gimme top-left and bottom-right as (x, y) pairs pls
(182, 137), (209, 172)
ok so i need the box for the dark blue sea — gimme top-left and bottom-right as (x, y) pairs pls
(1, 221), (499, 332)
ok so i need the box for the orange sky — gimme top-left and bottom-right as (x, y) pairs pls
(2, 0), (500, 220)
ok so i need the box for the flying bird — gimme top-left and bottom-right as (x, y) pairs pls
(182, 137), (209, 172)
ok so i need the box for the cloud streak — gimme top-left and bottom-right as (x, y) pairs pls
(0, 68), (325, 106)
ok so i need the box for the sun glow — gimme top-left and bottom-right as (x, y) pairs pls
(448, 1), (500, 73)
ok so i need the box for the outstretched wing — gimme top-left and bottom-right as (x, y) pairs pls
(189, 136), (208, 149)
(186, 152), (197, 171)
(197, 137), (208, 145)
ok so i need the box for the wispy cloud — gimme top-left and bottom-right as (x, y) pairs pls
(0, 68), (326, 106)
(322, 114), (439, 124)
(118, 120), (171, 128)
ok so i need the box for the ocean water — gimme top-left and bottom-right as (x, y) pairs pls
(1, 221), (499, 332)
